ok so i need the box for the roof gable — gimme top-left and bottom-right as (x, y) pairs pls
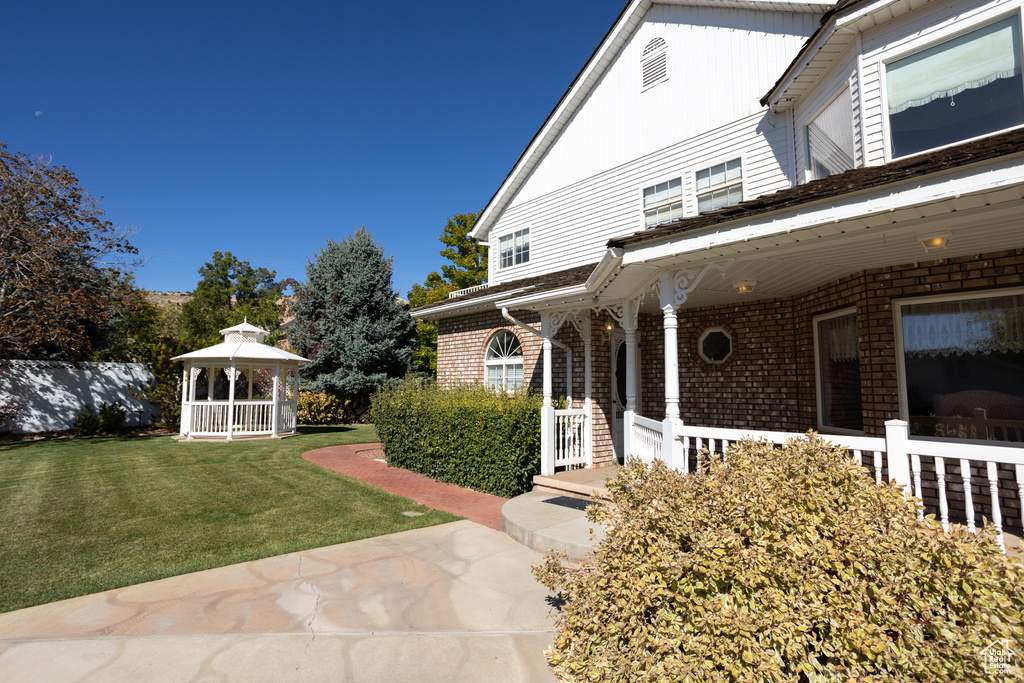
(470, 0), (832, 243)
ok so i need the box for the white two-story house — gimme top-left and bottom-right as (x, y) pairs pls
(415, 0), (1024, 547)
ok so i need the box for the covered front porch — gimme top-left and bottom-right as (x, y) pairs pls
(515, 162), (1024, 552)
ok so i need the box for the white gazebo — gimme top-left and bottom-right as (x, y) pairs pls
(172, 321), (309, 440)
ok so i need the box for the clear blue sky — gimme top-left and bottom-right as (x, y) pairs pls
(4, 0), (625, 297)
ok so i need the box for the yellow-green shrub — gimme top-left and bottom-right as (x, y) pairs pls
(296, 390), (348, 425)
(535, 434), (1024, 682)
(371, 379), (542, 497)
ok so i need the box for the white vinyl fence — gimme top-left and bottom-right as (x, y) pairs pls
(0, 360), (155, 433)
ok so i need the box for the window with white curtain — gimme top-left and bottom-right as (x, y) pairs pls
(814, 310), (863, 432)
(807, 89), (855, 180)
(499, 228), (529, 269)
(642, 177), (683, 229)
(897, 291), (1024, 441)
(485, 330), (523, 390)
(886, 14), (1024, 158)
(696, 158), (742, 213)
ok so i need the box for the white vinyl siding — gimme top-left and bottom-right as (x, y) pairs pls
(487, 112), (793, 284)
(505, 4), (818, 207)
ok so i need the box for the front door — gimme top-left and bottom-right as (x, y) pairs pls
(611, 330), (641, 463)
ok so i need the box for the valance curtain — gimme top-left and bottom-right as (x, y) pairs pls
(886, 15), (1022, 115)
(902, 294), (1024, 357)
(819, 312), (859, 362)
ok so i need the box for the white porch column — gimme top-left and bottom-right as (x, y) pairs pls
(583, 317), (593, 468)
(884, 419), (913, 495)
(540, 312), (556, 476)
(621, 303), (639, 462)
(226, 361), (237, 441)
(271, 363), (280, 438)
(659, 273), (686, 471)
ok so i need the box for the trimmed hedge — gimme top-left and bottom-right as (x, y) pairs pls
(535, 434), (1024, 682)
(371, 380), (543, 498)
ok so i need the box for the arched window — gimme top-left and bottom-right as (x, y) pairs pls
(485, 330), (523, 390)
(642, 37), (668, 91)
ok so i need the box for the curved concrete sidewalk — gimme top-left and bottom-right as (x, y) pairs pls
(0, 521), (557, 682)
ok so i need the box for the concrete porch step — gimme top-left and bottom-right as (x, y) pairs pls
(532, 465), (618, 501)
(501, 491), (606, 562)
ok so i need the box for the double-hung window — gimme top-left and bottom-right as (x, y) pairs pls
(499, 228), (529, 269)
(886, 14), (1024, 158)
(696, 158), (742, 213)
(642, 177), (683, 229)
(813, 310), (863, 433)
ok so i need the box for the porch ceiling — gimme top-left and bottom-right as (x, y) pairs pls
(599, 187), (1024, 313)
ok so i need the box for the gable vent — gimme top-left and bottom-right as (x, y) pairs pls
(642, 37), (668, 91)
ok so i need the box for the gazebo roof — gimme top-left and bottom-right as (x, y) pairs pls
(172, 321), (309, 364)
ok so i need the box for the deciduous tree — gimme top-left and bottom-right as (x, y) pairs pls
(0, 143), (138, 359)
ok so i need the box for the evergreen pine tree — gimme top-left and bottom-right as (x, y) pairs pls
(291, 228), (414, 406)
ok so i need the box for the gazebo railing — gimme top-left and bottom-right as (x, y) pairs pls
(188, 400), (295, 436)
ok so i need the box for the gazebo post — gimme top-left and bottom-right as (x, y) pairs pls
(290, 369), (299, 434)
(226, 361), (237, 441)
(180, 365), (188, 435)
(271, 362), (280, 438)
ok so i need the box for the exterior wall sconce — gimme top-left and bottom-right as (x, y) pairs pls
(734, 281), (756, 293)
(919, 232), (951, 252)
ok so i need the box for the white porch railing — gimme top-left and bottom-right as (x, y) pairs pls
(660, 420), (1024, 553)
(628, 413), (665, 466)
(554, 407), (590, 470)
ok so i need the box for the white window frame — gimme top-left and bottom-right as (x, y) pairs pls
(879, 9), (1024, 162)
(484, 330), (524, 391)
(694, 156), (743, 214)
(640, 174), (683, 230)
(498, 228), (530, 269)
(893, 286), (1024, 440)
(812, 308), (863, 436)
(697, 327), (733, 366)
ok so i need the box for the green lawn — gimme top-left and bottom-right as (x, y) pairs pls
(0, 425), (458, 614)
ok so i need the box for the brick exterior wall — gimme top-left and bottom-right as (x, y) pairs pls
(435, 249), (1024, 527)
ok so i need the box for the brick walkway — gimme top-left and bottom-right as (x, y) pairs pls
(302, 443), (508, 531)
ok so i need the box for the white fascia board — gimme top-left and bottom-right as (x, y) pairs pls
(623, 154), (1024, 265)
(585, 248), (624, 290)
(496, 285), (592, 310)
(469, 0), (650, 242)
(411, 288), (530, 321)
(765, 0), (901, 111)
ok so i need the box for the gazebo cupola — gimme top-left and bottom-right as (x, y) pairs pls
(172, 321), (309, 440)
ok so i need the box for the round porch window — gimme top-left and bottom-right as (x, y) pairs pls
(698, 327), (733, 365)
(485, 330), (523, 390)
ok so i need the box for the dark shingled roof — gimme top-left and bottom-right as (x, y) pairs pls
(414, 262), (599, 314)
(608, 127), (1024, 250)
